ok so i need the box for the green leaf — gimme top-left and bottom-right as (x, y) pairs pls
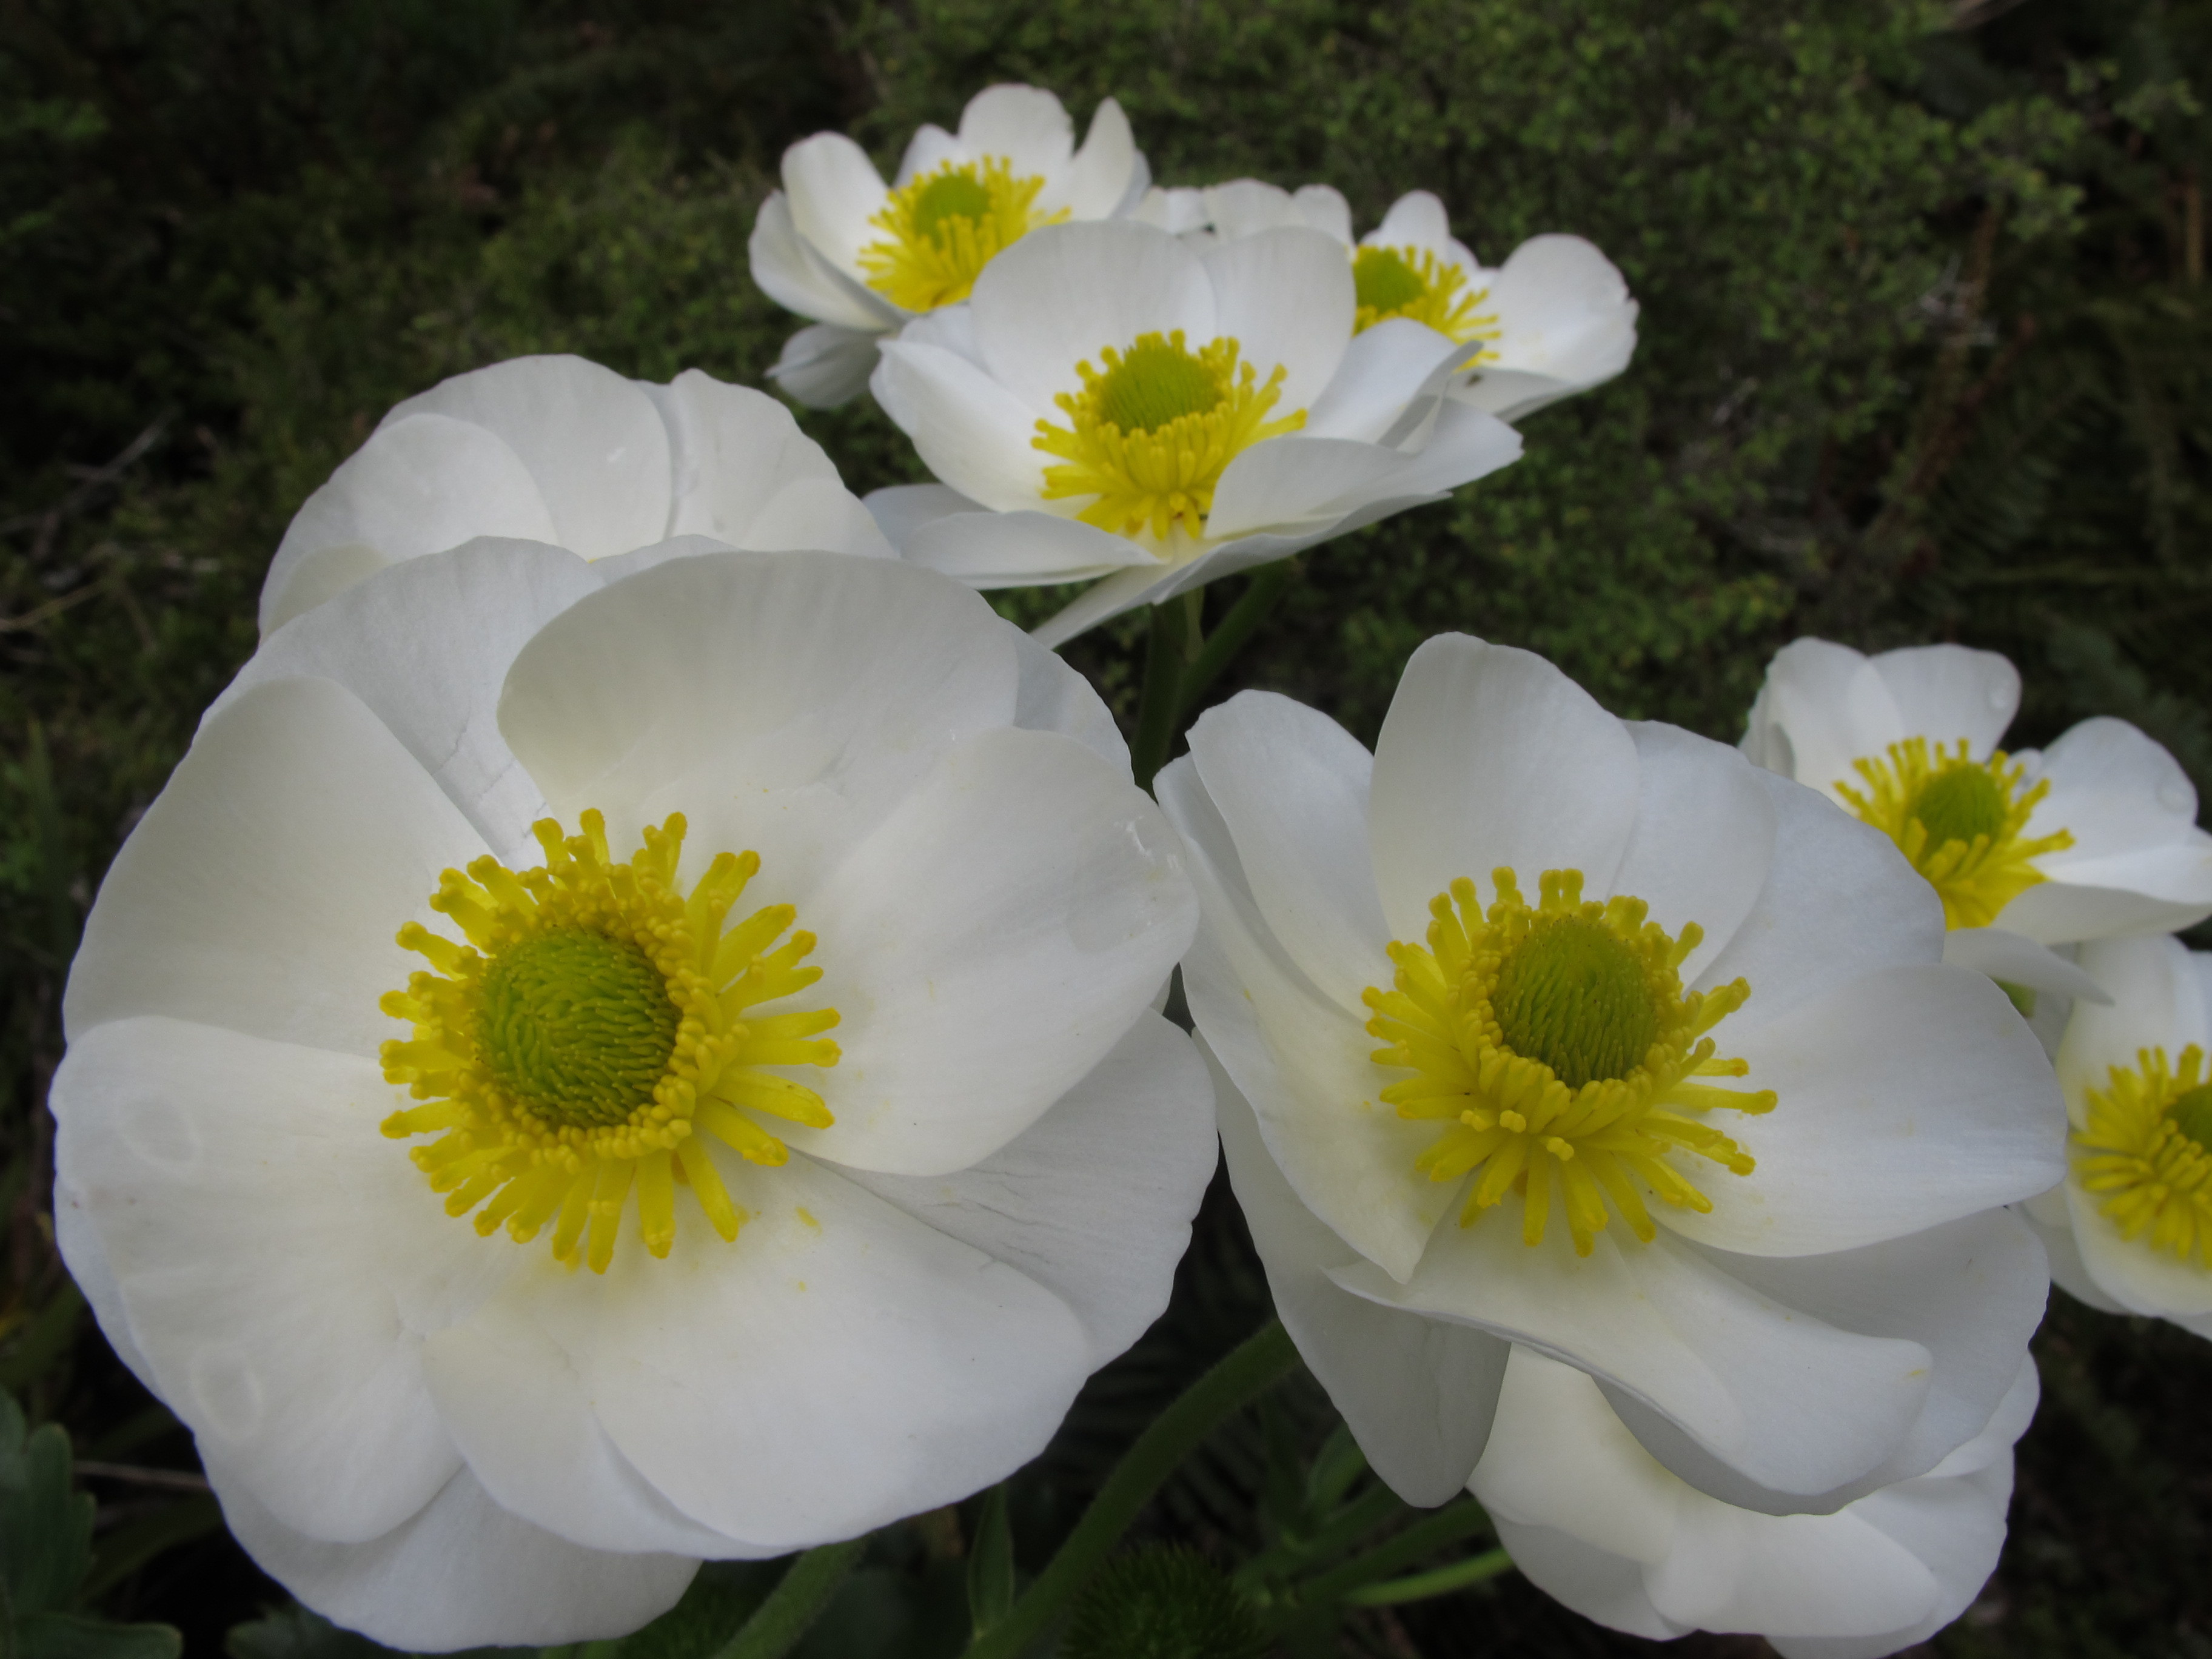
(18, 1612), (181, 1659)
(0, 1395), (93, 1618)
(964, 1488), (1013, 1640)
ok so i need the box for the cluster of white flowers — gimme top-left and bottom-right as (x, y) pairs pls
(45, 78), (2212, 1659)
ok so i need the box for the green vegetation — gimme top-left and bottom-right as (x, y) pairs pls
(5, 0), (2211, 1653)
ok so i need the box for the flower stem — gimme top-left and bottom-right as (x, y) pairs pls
(1130, 592), (1198, 791)
(961, 1318), (1301, 1659)
(1344, 1547), (1513, 1607)
(713, 1537), (867, 1659)
(1176, 563), (1291, 725)
(1280, 1498), (1495, 1617)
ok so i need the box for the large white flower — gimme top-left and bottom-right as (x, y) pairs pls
(1472, 1345), (2035, 1657)
(53, 545), (1211, 1650)
(1743, 638), (2212, 1007)
(261, 354), (891, 634)
(2022, 931), (2212, 1338)
(865, 219), (1523, 646)
(1165, 635), (2062, 1521)
(749, 84), (1148, 408)
(1134, 181), (1638, 422)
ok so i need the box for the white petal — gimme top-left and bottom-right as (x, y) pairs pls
(1064, 96), (1139, 218)
(2019, 1187), (2127, 1312)
(1667, 964), (2064, 1256)
(1031, 563), (1180, 649)
(651, 369), (834, 543)
(262, 414), (556, 632)
(1367, 635), (1641, 942)
(957, 84), (1075, 174)
(50, 1163), (158, 1393)
(64, 677), (484, 1054)
(1304, 319), (1467, 443)
(781, 132), (893, 275)
(1330, 1222), (1934, 1501)
(1697, 769), (1944, 1026)
(749, 193), (894, 333)
(1160, 755), (1447, 1282)
(2059, 933), (2211, 1115)
(421, 1298), (748, 1558)
(1606, 1210), (2048, 1514)
(1367, 192), (1464, 258)
(2062, 1170), (2212, 1318)
(740, 477), (896, 560)
(213, 1456), (697, 1652)
(1198, 226), (1355, 414)
(904, 507), (1156, 587)
(866, 481), (983, 547)
(381, 356), (672, 561)
(1943, 926), (2111, 1003)
(1490, 1519), (1684, 1640)
(1216, 1047), (1507, 1505)
(1207, 436), (1416, 540)
(1187, 691), (1392, 1014)
(1133, 185), (1208, 234)
(1483, 235), (1638, 387)
(871, 339), (1051, 513)
(1291, 184), (1353, 241)
(1866, 645), (2019, 758)
(1748, 638), (1903, 800)
(495, 551), (1022, 862)
(893, 123), (961, 187)
(1609, 723), (1775, 982)
(789, 726), (1195, 1174)
(1010, 627), (1128, 769)
(970, 221), (1215, 416)
(1448, 367), (1586, 424)
(538, 1147), (1091, 1550)
(216, 538), (596, 860)
(1472, 1347), (1681, 1565)
(769, 322), (884, 407)
(1645, 1493), (1938, 1639)
(1202, 179), (1304, 239)
(845, 1011), (1215, 1365)
(52, 1018), (504, 1543)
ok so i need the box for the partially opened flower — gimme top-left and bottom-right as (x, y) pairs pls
(1472, 1345), (2035, 1657)
(1743, 638), (2212, 1005)
(262, 354), (891, 634)
(2022, 931), (2212, 1338)
(1167, 635), (2060, 1521)
(866, 219), (1522, 646)
(749, 84), (1147, 407)
(1135, 181), (1637, 423)
(54, 545), (1211, 1650)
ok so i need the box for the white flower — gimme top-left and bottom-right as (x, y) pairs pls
(1743, 638), (2212, 1008)
(749, 85), (1148, 408)
(262, 354), (891, 635)
(865, 219), (1523, 646)
(54, 545), (1211, 1650)
(1134, 181), (1638, 422)
(1472, 1344), (2036, 1657)
(2022, 931), (2212, 1338)
(1165, 635), (2062, 1520)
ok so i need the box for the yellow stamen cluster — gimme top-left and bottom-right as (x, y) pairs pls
(1362, 869), (1774, 1257)
(1351, 244), (1501, 354)
(1032, 330), (1306, 544)
(858, 157), (1067, 312)
(378, 811), (839, 1273)
(1836, 737), (2074, 930)
(2074, 1044), (2212, 1270)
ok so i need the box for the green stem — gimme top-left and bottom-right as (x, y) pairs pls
(962, 1319), (1301, 1659)
(1175, 563), (1291, 725)
(1129, 594), (1196, 792)
(1344, 1547), (1513, 1607)
(1282, 1498), (1493, 1616)
(712, 1538), (866, 1659)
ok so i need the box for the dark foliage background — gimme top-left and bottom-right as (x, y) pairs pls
(4, 0), (2210, 1654)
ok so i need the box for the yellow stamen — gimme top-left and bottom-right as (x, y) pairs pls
(1031, 330), (1306, 545)
(1351, 244), (1501, 354)
(2074, 1044), (2212, 1270)
(378, 812), (839, 1272)
(1835, 737), (2074, 930)
(1364, 870), (1774, 1257)
(858, 157), (1067, 312)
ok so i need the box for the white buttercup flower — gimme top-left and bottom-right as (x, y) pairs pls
(2022, 931), (2212, 1338)
(1743, 638), (2212, 1008)
(263, 354), (891, 634)
(55, 546), (1210, 1650)
(1167, 635), (2061, 1521)
(866, 219), (1522, 647)
(1473, 1345), (2035, 1658)
(1134, 181), (1637, 423)
(749, 84), (1148, 408)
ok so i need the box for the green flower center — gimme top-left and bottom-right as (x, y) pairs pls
(2173, 1084), (2212, 1151)
(1352, 246), (1430, 315)
(911, 170), (996, 244)
(1094, 336), (1225, 434)
(1909, 762), (2010, 850)
(478, 928), (679, 1127)
(1492, 915), (1658, 1088)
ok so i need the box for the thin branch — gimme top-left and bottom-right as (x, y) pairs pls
(72, 1461), (212, 1493)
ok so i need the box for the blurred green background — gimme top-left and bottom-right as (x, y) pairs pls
(4, 0), (2211, 1654)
